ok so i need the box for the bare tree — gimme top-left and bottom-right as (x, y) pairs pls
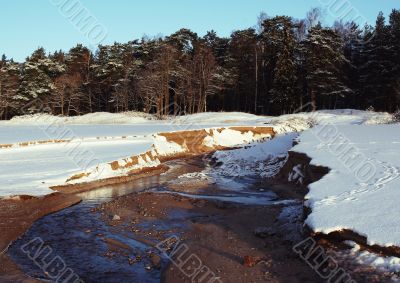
(53, 73), (84, 116)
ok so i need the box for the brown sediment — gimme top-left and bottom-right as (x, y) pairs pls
(0, 139), (70, 149)
(229, 126), (275, 136)
(103, 238), (133, 252)
(66, 172), (90, 183)
(0, 144), (12, 149)
(55, 126), (275, 193)
(0, 255), (39, 283)
(52, 164), (169, 194)
(0, 193), (81, 282)
(96, 189), (321, 282)
(109, 150), (157, 171)
(157, 129), (209, 149)
(314, 229), (400, 258)
(157, 126), (275, 156)
(276, 151), (330, 186)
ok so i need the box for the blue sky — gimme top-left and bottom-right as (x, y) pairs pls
(1, 0), (399, 62)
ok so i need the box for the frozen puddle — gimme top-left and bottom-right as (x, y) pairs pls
(153, 190), (295, 206)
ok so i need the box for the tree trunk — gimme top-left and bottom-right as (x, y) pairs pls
(254, 45), (258, 114)
(310, 89), (317, 111)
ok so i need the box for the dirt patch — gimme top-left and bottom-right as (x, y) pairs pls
(95, 192), (321, 283)
(158, 129), (211, 154)
(276, 151), (330, 186)
(0, 144), (12, 149)
(0, 139), (70, 149)
(56, 127), (275, 193)
(229, 126), (275, 136)
(158, 126), (275, 157)
(0, 193), (81, 282)
(314, 229), (400, 258)
(53, 165), (169, 194)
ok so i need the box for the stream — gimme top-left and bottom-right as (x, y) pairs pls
(7, 157), (293, 283)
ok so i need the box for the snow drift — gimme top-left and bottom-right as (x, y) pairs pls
(56, 126), (274, 188)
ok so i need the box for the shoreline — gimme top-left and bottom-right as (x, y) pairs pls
(0, 193), (81, 282)
(1, 128), (399, 281)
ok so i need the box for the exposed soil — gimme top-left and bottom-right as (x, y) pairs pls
(93, 158), (324, 283)
(2, 144), (398, 282)
(0, 193), (81, 282)
(58, 126), (274, 186)
(96, 192), (323, 283)
(52, 164), (169, 194)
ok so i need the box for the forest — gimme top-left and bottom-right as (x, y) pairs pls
(0, 8), (399, 119)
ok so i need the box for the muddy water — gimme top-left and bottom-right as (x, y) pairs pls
(7, 157), (285, 283)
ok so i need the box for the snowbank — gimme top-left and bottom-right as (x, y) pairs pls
(0, 138), (153, 196)
(61, 126), (274, 187)
(0, 110), (392, 199)
(212, 133), (297, 178)
(292, 124), (400, 248)
(1, 112), (154, 125)
(267, 109), (392, 134)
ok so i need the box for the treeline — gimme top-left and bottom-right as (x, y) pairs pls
(1, 8), (400, 120)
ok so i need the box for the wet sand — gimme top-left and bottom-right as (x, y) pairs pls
(2, 154), (397, 282)
(0, 193), (81, 282)
(97, 191), (321, 283)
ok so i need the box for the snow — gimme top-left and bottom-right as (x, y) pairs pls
(0, 112), (277, 197)
(2, 109), (399, 272)
(0, 112), (269, 145)
(0, 138), (153, 196)
(267, 109), (392, 134)
(293, 124), (400, 247)
(203, 128), (270, 148)
(338, 241), (400, 274)
(211, 133), (297, 178)
(1, 109), (398, 249)
(177, 172), (209, 180)
(0, 112), (154, 126)
(173, 112), (267, 125)
(152, 135), (186, 156)
(0, 110), (390, 197)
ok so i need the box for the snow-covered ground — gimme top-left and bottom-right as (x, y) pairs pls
(293, 124), (400, 247)
(0, 112), (271, 196)
(2, 109), (400, 275)
(0, 110), (392, 197)
(209, 110), (400, 250)
(0, 138), (153, 196)
(211, 133), (297, 179)
(2, 109), (400, 252)
(340, 241), (400, 274)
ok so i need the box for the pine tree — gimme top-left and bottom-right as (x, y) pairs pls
(359, 12), (392, 111)
(228, 29), (258, 112)
(0, 58), (20, 119)
(334, 21), (363, 109)
(388, 9), (400, 111)
(16, 48), (65, 114)
(265, 16), (298, 114)
(304, 25), (352, 110)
